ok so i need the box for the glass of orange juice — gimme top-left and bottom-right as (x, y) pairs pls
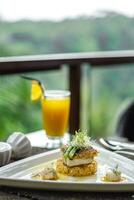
(41, 90), (70, 148)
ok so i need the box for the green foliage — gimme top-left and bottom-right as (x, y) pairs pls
(90, 66), (134, 138)
(0, 76), (41, 139)
(1, 12), (134, 57)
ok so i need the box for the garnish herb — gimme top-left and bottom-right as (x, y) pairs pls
(112, 164), (121, 176)
(71, 130), (92, 149)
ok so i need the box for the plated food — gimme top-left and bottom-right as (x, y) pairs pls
(32, 166), (58, 180)
(31, 130), (126, 183)
(56, 130), (98, 176)
(102, 164), (126, 182)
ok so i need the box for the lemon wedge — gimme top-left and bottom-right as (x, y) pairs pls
(31, 80), (43, 101)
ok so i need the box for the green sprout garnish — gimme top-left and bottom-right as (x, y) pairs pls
(71, 130), (92, 149)
(112, 164), (121, 176)
(63, 130), (92, 160)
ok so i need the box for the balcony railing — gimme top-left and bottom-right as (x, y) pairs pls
(0, 50), (134, 134)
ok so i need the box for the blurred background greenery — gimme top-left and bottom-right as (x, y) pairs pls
(0, 11), (134, 140)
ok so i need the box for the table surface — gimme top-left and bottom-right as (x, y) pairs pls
(0, 131), (134, 200)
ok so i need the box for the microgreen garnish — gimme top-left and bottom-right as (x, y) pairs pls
(112, 164), (121, 176)
(71, 130), (92, 149)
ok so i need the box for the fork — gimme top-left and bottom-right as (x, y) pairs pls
(98, 138), (134, 151)
(98, 138), (134, 160)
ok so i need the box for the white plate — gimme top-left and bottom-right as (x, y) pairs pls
(0, 147), (134, 192)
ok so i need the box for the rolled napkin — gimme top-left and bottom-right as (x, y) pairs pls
(0, 142), (12, 166)
(7, 132), (32, 159)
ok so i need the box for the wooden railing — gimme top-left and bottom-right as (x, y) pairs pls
(0, 50), (134, 134)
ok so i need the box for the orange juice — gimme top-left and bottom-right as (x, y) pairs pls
(41, 90), (70, 137)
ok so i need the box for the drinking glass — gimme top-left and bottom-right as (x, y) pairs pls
(41, 90), (70, 148)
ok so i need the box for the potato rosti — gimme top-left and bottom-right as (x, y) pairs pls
(56, 158), (97, 177)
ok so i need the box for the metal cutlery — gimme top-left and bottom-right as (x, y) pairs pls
(115, 150), (134, 160)
(104, 139), (134, 149)
(98, 138), (134, 152)
(98, 138), (134, 160)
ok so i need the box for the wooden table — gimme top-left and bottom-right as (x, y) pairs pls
(0, 131), (134, 200)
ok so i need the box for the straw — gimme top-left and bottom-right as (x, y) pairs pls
(20, 75), (45, 94)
